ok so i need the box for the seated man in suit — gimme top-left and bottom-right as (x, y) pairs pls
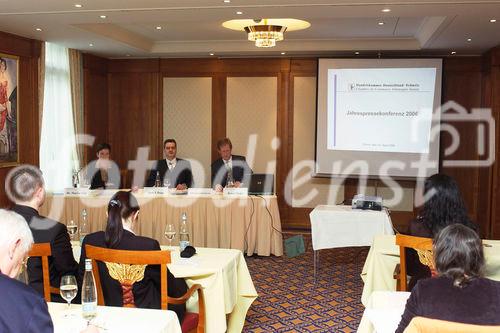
(6, 165), (78, 302)
(146, 139), (193, 189)
(211, 137), (252, 192)
(87, 143), (120, 189)
(0, 209), (53, 333)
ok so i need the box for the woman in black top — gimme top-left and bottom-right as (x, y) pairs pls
(78, 191), (187, 321)
(406, 173), (477, 288)
(396, 224), (500, 332)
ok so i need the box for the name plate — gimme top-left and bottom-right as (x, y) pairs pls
(90, 189), (119, 197)
(64, 188), (90, 196)
(143, 187), (169, 195)
(223, 187), (248, 196)
(187, 188), (214, 195)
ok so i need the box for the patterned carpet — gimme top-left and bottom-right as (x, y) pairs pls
(243, 235), (368, 333)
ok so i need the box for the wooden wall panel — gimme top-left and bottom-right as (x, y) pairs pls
(0, 32), (41, 208)
(83, 54), (108, 164)
(107, 71), (160, 185)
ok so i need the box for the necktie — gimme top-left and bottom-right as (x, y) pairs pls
(168, 162), (173, 170)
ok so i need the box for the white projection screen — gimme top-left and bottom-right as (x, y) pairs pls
(316, 58), (443, 179)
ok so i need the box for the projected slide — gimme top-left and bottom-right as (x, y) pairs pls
(327, 68), (436, 153)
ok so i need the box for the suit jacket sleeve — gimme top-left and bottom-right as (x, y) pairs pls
(181, 160), (193, 188)
(52, 224), (79, 277)
(26, 297), (54, 333)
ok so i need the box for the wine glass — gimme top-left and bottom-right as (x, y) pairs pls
(67, 220), (78, 241)
(60, 275), (78, 316)
(164, 177), (171, 191)
(164, 223), (176, 248)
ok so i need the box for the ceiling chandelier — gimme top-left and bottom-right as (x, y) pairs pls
(222, 18), (310, 48)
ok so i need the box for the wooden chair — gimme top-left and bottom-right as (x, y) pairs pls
(120, 169), (129, 189)
(85, 245), (205, 333)
(404, 317), (500, 333)
(394, 234), (434, 291)
(27, 243), (60, 301)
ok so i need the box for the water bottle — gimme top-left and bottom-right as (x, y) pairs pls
(155, 171), (161, 187)
(72, 170), (80, 188)
(226, 168), (235, 188)
(179, 212), (190, 251)
(82, 259), (97, 322)
(79, 209), (89, 244)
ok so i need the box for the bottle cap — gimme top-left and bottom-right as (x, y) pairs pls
(85, 258), (92, 270)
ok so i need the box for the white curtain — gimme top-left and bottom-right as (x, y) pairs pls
(40, 42), (79, 191)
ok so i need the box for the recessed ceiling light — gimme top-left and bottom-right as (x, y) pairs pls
(490, 19), (497, 23)
(355, 51), (360, 55)
(236, 11), (243, 15)
(224, 0), (231, 3)
(378, 22), (385, 26)
(89, 43), (94, 47)
(74, 4), (82, 8)
(126, 54), (131, 57)
(35, 28), (42, 32)
(156, 26), (162, 30)
(467, 38), (472, 42)
(281, 52), (286, 55)
(451, 51), (456, 55)
(209, 52), (215, 56)
(381, 8), (391, 13)
(100, 15), (107, 19)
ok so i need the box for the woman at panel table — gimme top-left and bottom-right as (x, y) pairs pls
(396, 224), (500, 332)
(406, 173), (478, 289)
(77, 191), (188, 321)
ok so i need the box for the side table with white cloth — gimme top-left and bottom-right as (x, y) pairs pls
(72, 243), (257, 333)
(48, 302), (182, 333)
(309, 205), (394, 281)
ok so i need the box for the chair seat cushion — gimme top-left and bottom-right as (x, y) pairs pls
(181, 312), (199, 333)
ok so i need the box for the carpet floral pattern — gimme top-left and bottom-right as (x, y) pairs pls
(243, 239), (368, 333)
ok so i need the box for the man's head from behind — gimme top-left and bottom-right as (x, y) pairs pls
(5, 165), (45, 209)
(0, 209), (33, 278)
(163, 139), (177, 161)
(217, 138), (233, 161)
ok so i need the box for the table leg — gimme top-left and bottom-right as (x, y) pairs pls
(313, 249), (320, 285)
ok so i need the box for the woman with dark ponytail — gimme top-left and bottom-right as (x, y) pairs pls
(396, 224), (500, 332)
(78, 191), (187, 321)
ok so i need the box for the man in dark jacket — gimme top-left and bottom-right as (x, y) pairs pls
(146, 139), (193, 189)
(211, 137), (252, 191)
(6, 165), (78, 302)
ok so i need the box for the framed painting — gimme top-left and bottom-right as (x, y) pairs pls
(0, 53), (19, 167)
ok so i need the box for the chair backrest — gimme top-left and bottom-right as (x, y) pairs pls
(85, 245), (171, 309)
(396, 234), (433, 291)
(404, 317), (500, 333)
(28, 242), (52, 302)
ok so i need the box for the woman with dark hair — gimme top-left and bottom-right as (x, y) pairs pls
(88, 143), (120, 189)
(406, 173), (478, 288)
(78, 191), (187, 321)
(396, 224), (500, 332)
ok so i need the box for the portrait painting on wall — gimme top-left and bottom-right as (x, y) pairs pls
(0, 53), (19, 167)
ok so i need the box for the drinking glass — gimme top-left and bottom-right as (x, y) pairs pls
(164, 177), (171, 190)
(164, 223), (176, 248)
(60, 275), (78, 316)
(67, 220), (78, 241)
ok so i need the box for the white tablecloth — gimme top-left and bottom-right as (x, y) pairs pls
(73, 244), (257, 333)
(48, 302), (181, 333)
(309, 205), (394, 250)
(357, 291), (410, 333)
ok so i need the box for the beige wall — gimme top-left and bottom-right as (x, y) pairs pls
(163, 77), (212, 187)
(226, 77), (278, 175)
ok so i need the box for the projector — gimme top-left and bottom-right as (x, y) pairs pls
(352, 194), (383, 211)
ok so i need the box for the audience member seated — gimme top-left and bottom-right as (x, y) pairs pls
(406, 173), (477, 288)
(78, 191), (188, 321)
(211, 137), (252, 192)
(88, 143), (120, 189)
(146, 139), (193, 189)
(396, 224), (500, 333)
(7, 165), (78, 302)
